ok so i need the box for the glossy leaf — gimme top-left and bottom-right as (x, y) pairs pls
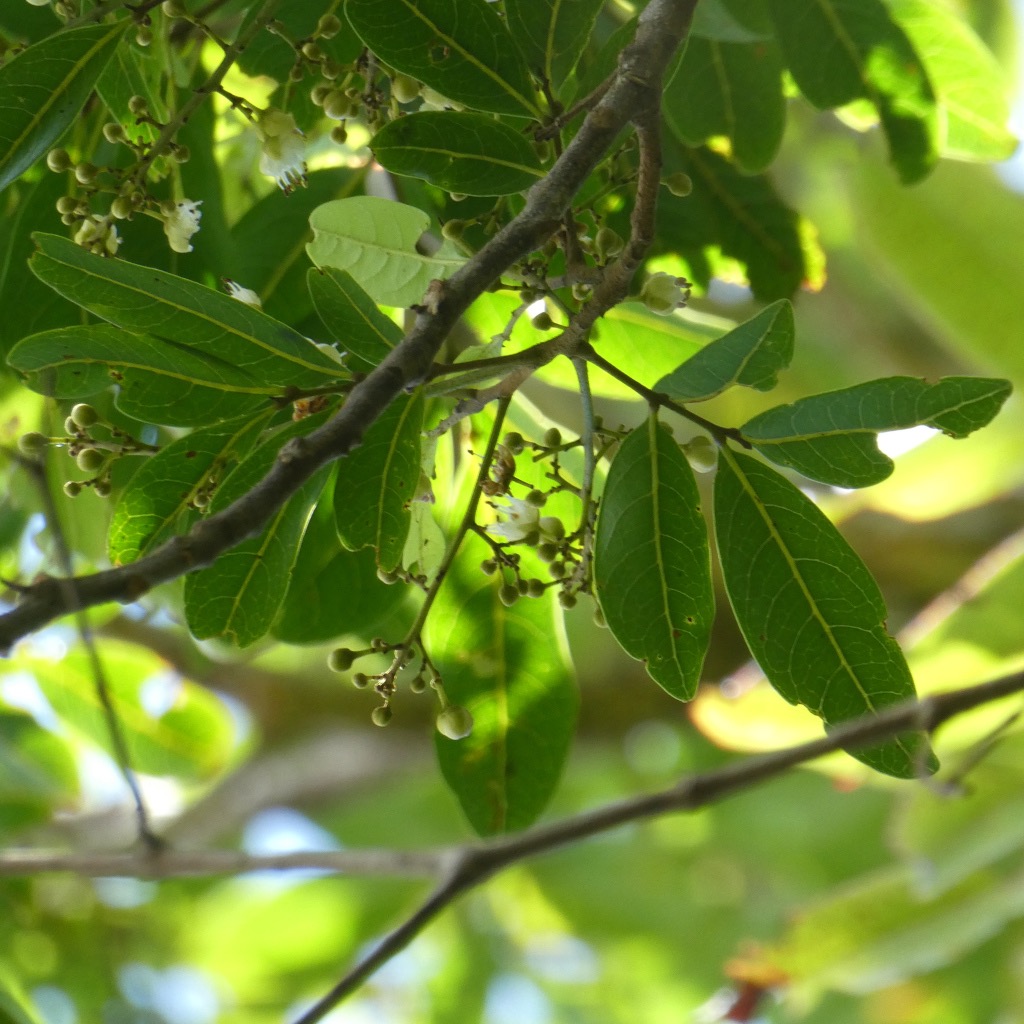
(371, 112), (543, 196)
(274, 490), (409, 645)
(96, 42), (169, 152)
(184, 413), (333, 647)
(741, 376), (1012, 488)
(427, 535), (577, 835)
(26, 640), (236, 780)
(108, 411), (272, 566)
(0, 21), (126, 194)
(30, 233), (348, 388)
(334, 392), (424, 571)
(503, 0), (603, 93)
(889, 0), (1016, 163)
(344, 0), (540, 117)
(664, 31), (785, 174)
(308, 266), (401, 373)
(655, 299), (793, 402)
(713, 447), (933, 778)
(307, 196), (465, 308)
(764, 0), (938, 184)
(7, 324), (282, 426)
(594, 416), (714, 700)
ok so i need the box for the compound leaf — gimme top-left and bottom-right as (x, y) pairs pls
(742, 376), (1012, 488)
(714, 447), (934, 778)
(594, 415), (714, 700)
(655, 299), (793, 402)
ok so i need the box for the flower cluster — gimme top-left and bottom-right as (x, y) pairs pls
(257, 108), (307, 194)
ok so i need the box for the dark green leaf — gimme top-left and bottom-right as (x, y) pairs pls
(658, 143), (821, 300)
(108, 411), (272, 565)
(370, 112), (543, 196)
(344, 0), (540, 117)
(691, 0), (772, 42)
(307, 196), (465, 308)
(30, 233), (348, 388)
(664, 32), (785, 173)
(427, 534), (577, 835)
(503, 0), (603, 93)
(764, 0), (938, 183)
(334, 392), (424, 571)
(0, 21), (126, 194)
(655, 299), (793, 402)
(594, 415), (714, 700)
(308, 266), (401, 373)
(184, 413), (334, 647)
(96, 41), (169, 152)
(714, 448), (934, 778)
(274, 484), (409, 644)
(888, 0), (1016, 163)
(742, 376), (1013, 488)
(7, 324), (282, 426)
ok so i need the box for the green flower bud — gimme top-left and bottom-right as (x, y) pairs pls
(410, 675), (427, 693)
(46, 149), (71, 173)
(377, 567), (400, 585)
(352, 672), (370, 688)
(436, 705), (473, 740)
(94, 479), (111, 498)
(499, 583), (520, 607)
(558, 591), (577, 610)
(135, 26), (152, 46)
(75, 448), (105, 473)
(641, 272), (690, 315)
(74, 162), (98, 185)
(316, 13), (342, 37)
(664, 171), (693, 197)
(323, 90), (351, 121)
(371, 705), (393, 727)
(502, 431), (525, 454)
(64, 417), (79, 434)
(161, 1), (186, 18)
(594, 225), (624, 260)
(537, 542), (558, 563)
(526, 579), (546, 598)
(70, 403), (99, 428)
(391, 74), (421, 104)
(593, 603), (608, 628)
(110, 196), (133, 220)
(531, 310), (553, 331)
(128, 95), (148, 115)
(330, 125), (348, 145)
(17, 432), (48, 457)
(102, 122), (126, 145)
(328, 647), (356, 672)
(525, 489), (546, 508)
(63, 481), (82, 498)
(301, 41), (323, 61)
(56, 195), (77, 215)
(311, 84), (332, 106)
(480, 558), (498, 576)
(543, 427), (562, 448)
(683, 435), (718, 473)
(441, 219), (465, 241)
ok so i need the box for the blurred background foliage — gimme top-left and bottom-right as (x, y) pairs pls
(2, 0), (1024, 1021)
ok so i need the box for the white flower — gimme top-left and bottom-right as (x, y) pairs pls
(314, 342), (347, 365)
(163, 199), (202, 254)
(223, 279), (262, 307)
(74, 216), (120, 256)
(488, 496), (540, 543)
(257, 108), (307, 194)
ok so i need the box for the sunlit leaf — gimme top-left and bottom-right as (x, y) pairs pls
(334, 392), (424, 571)
(655, 299), (793, 402)
(714, 447), (933, 778)
(108, 411), (273, 565)
(503, 0), (603, 94)
(96, 41), (169, 152)
(427, 535), (577, 835)
(0, 21), (126, 194)
(594, 416), (714, 700)
(764, 0), (938, 183)
(741, 376), (1012, 488)
(307, 196), (465, 308)
(184, 413), (333, 647)
(371, 112), (543, 196)
(345, 0), (540, 117)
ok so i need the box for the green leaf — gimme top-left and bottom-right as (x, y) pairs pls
(713, 447), (934, 778)
(741, 376), (1012, 488)
(888, 0), (1016, 163)
(764, 0), (938, 183)
(503, 0), (603, 93)
(274, 486), (409, 644)
(334, 392), (424, 571)
(426, 534), (577, 835)
(659, 143), (821, 300)
(664, 31), (786, 173)
(308, 266), (401, 373)
(108, 411), (272, 566)
(24, 640), (236, 780)
(654, 299), (793, 402)
(29, 233), (348, 388)
(690, 0), (772, 42)
(594, 415), (714, 700)
(307, 196), (465, 308)
(344, 0), (540, 117)
(184, 413), (334, 647)
(96, 41), (170, 153)
(0, 21), (126, 194)
(7, 324), (284, 426)
(370, 112), (543, 196)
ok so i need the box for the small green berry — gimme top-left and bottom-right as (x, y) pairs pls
(391, 74), (421, 104)
(499, 583), (520, 607)
(63, 481), (82, 498)
(64, 417), (79, 434)
(683, 435), (718, 473)
(371, 705), (393, 727)
(527, 579), (546, 598)
(128, 95), (148, 115)
(328, 647), (356, 672)
(102, 122), (126, 145)
(316, 13), (342, 37)
(46, 149), (71, 173)
(323, 90), (351, 120)
(311, 83), (332, 106)
(558, 591), (577, 610)
(94, 479), (111, 498)
(75, 448), (105, 473)
(436, 705), (473, 740)
(410, 675), (427, 694)
(480, 558), (498, 576)
(503, 431), (525, 454)
(543, 427), (562, 448)
(664, 171), (694, 197)
(531, 311), (553, 331)
(537, 542), (558, 563)
(17, 432), (48, 457)
(301, 41), (323, 61)
(330, 125), (348, 145)
(594, 226), (624, 260)
(135, 26), (153, 46)
(70, 403), (99, 428)
(56, 196), (77, 215)
(352, 672), (370, 688)
(110, 196), (133, 220)
(525, 489), (546, 508)
(74, 162), (98, 185)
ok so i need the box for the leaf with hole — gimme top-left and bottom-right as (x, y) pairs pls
(345, 0), (539, 117)
(307, 197), (465, 308)
(594, 415), (714, 700)
(655, 299), (793, 402)
(0, 21), (126, 194)
(371, 112), (543, 196)
(741, 376), (1012, 488)
(713, 447), (935, 778)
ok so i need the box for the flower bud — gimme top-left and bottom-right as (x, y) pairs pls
(436, 705), (473, 740)
(499, 583), (520, 607)
(70, 403), (99, 428)
(683, 435), (718, 473)
(74, 162), (98, 185)
(558, 591), (577, 610)
(543, 427), (562, 448)
(441, 219), (465, 241)
(328, 647), (356, 672)
(525, 489), (546, 508)
(56, 195), (77, 215)
(664, 171), (693, 197)
(531, 310), (553, 331)
(310, 84), (332, 106)
(301, 41), (323, 61)
(330, 125), (348, 145)
(316, 13), (342, 37)
(17, 432), (48, 457)
(94, 479), (111, 498)
(63, 481), (82, 498)
(323, 90), (350, 120)
(594, 226), (624, 260)
(102, 122), (126, 145)
(502, 431), (525, 454)
(371, 705), (393, 727)
(352, 672), (370, 688)
(46, 149), (71, 173)
(391, 74), (421, 104)
(128, 95), (148, 115)
(76, 448), (105, 473)
(641, 272), (690, 315)
(110, 196), (133, 220)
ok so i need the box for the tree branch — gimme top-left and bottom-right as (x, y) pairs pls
(0, 0), (700, 655)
